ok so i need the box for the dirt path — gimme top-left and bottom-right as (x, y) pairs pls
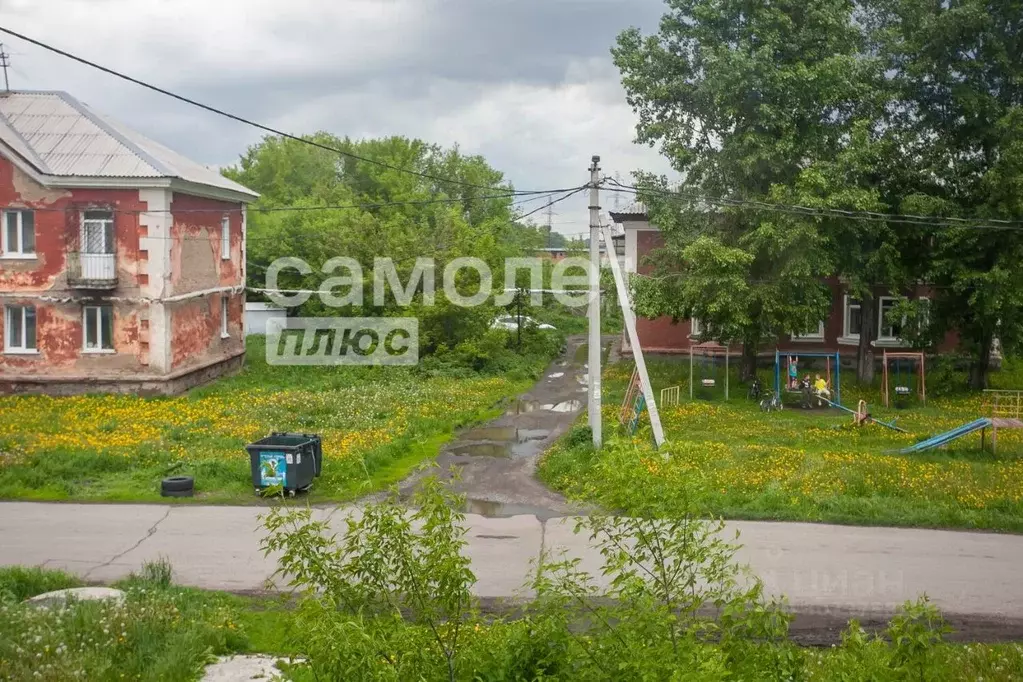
(397, 334), (606, 519)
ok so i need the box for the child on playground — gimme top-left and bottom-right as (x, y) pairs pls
(788, 356), (799, 389)
(814, 373), (830, 407)
(799, 374), (813, 409)
(814, 374), (830, 399)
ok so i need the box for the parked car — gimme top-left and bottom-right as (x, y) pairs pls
(491, 315), (556, 331)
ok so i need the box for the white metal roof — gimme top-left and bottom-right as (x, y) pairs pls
(0, 91), (257, 199)
(609, 201), (648, 219)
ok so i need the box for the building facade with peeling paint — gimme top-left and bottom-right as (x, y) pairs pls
(0, 91), (258, 394)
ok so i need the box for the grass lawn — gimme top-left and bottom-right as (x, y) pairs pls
(0, 563), (301, 681)
(2, 564), (1023, 681)
(540, 358), (1023, 532)
(0, 337), (550, 504)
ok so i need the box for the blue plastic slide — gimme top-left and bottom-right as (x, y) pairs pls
(898, 418), (992, 454)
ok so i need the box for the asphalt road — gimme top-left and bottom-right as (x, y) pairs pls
(4, 501), (1023, 641)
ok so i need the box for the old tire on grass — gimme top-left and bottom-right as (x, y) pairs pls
(161, 476), (194, 498)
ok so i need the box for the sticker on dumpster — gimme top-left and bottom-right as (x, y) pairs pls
(297, 453), (302, 464)
(260, 452), (287, 488)
(286, 453), (294, 465)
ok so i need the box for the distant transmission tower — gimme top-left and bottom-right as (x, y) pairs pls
(0, 45), (10, 92)
(613, 172), (622, 211)
(545, 198), (554, 247)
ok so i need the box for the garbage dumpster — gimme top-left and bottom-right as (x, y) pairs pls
(271, 432), (322, 477)
(246, 433), (318, 494)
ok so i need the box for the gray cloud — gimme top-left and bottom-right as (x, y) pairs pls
(3, 0), (674, 232)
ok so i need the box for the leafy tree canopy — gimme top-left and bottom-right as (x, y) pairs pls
(614, 0), (872, 374)
(223, 134), (543, 352)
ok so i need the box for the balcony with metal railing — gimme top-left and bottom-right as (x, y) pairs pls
(66, 251), (117, 289)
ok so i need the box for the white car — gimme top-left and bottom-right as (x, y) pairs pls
(491, 316), (556, 331)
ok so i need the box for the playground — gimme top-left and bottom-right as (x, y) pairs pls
(540, 355), (1023, 532)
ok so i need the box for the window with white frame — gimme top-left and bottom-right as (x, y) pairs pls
(221, 296), (230, 338)
(878, 296), (905, 341)
(4, 305), (37, 352)
(843, 296), (862, 339)
(691, 317), (705, 338)
(793, 320), (826, 340)
(2, 210), (35, 257)
(220, 215), (230, 260)
(919, 296), (931, 328)
(83, 305), (114, 352)
(81, 210), (114, 254)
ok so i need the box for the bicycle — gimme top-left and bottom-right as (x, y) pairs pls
(747, 376), (763, 402)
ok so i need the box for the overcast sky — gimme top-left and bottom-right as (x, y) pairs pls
(2, 0), (676, 235)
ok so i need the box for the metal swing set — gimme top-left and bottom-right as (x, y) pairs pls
(882, 350), (926, 408)
(689, 343), (733, 400)
(773, 349), (842, 406)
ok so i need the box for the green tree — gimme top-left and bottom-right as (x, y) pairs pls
(613, 0), (873, 378)
(224, 134), (533, 353)
(869, 0), (1023, 388)
(771, 120), (920, 383)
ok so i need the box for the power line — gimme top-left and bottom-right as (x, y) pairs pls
(4, 189), (568, 217)
(0, 43), (10, 91)
(606, 179), (1023, 232)
(518, 186), (589, 222)
(0, 26), (559, 196)
(627, 270), (971, 292)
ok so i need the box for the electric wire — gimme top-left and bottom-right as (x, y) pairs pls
(0, 25), (567, 196)
(605, 179), (1023, 232)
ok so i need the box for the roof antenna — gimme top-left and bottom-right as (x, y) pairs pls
(0, 44), (9, 92)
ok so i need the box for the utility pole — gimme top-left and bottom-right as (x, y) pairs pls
(0, 45), (10, 92)
(516, 288), (522, 349)
(545, 199), (554, 248)
(588, 156), (602, 448)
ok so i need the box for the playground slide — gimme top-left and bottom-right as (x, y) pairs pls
(898, 418), (992, 454)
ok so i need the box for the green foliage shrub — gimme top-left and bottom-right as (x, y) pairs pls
(260, 470), (970, 681)
(0, 566), (82, 603)
(0, 563), (245, 682)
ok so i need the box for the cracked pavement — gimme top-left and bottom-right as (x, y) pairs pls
(5, 501), (1023, 640)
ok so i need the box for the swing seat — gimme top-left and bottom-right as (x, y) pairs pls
(895, 386), (911, 396)
(701, 379), (716, 388)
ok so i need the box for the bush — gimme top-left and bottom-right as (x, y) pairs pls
(0, 566), (82, 603)
(0, 563), (246, 682)
(257, 470), (961, 681)
(564, 425), (593, 448)
(127, 558), (174, 590)
(418, 327), (565, 379)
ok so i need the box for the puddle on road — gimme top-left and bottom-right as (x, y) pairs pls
(545, 400), (582, 412)
(448, 427), (551, 459)
(507, 399), (583, 415)
(507, 400), (541, 415)
(548, 372), (565, 379)
(448, 443), (516, 458)
(459, 426), (517, 441)
(464, 498), (564, 521)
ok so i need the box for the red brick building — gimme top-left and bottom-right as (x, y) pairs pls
(611, 202), (958, 358)
(0, 91), (257, 394)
